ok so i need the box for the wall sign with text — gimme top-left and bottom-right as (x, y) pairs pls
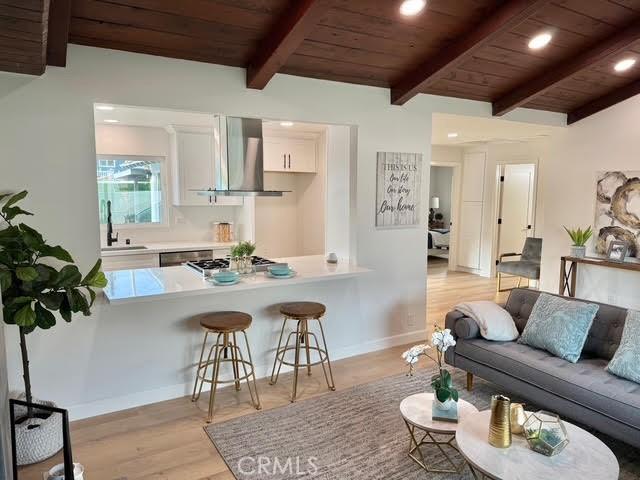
(375, 152), (422, 228)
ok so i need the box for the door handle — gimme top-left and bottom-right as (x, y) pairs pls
(283, 154), (286, 169)
(288, 154), (291, 169)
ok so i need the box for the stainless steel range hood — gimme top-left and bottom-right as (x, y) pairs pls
(193, 116), (287, 198)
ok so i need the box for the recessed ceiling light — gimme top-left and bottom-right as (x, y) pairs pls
(280, 121), (294, 127)
(400, 0), (426, 16)
(104, 119), (119, 123)
(614, 58), (636, 72)
(95, 105), (114, 111)
(528, 32), (552, 50)
(447, 132), (459, 138)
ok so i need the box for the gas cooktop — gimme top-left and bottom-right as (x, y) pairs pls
(185, 256), (287, 276)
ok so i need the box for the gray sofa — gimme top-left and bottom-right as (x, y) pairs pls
(445, 288), (640, 449)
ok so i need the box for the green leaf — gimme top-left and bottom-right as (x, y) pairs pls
(56, 265), (82, 287)
(68, 289), (90, 315)
(0, 225), (21, 244)
(14, 304), (36, 327)
(2, 307), (15, 324)
(34, 264), (57, 284)
(0, 269), (11, 292)
(88, 271), (107, 289)
(81, 259), (102, 284)
(86, 287), (96, 307)
(39, 245), (74, 263)
(16, 266), (38, 282)
(34, 302), (56, 329)
(435, 387), (450, 403)
(18, 223), (44, 249)
(6, 296), (32, 308)
(2, 190), (27, 209)
(39, 291), (64, 310)
(1, 206), (32, 221)
(450, 388), (459, 402)
(59, 297), (72, 322)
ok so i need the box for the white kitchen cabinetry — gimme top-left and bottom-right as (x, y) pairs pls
(263, 135), (317, 173)
(167, 125), (243, 207)
(101, 253), (160, 271)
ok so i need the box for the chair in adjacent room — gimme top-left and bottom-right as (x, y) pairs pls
(496, 237), (543, 292)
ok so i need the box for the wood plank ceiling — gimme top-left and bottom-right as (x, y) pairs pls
(3, 0), (640, 123)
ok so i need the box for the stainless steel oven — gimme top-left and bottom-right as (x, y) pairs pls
(158, 249), (213, 267)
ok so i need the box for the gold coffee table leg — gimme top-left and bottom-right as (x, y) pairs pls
(403, 420), (467, 474)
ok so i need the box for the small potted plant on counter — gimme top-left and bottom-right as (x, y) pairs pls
(230, 241), (257, 274)
(563, 226), (592, 258)
(0, 191), (106, 465)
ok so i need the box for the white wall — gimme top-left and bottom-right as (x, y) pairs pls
(0, 312), (10, 480)
(0, 45), (563, 418)
(539, 97), (640, 308)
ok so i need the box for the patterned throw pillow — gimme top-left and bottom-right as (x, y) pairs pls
(607, 310), (640, 384)
(518, 293), (599, 363)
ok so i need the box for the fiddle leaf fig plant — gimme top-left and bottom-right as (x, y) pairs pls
(0, 191), (106, 415)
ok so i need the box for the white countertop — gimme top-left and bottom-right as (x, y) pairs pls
(103, 255), (371, 304)
(101, 241), (235, 257)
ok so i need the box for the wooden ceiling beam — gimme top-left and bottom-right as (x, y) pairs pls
(390, 0), (551, 106)
(246, 0), (333, 90)
(567, 79), (640, 124)
(46, 0), (72, 67)
(493, 20), (640, 116)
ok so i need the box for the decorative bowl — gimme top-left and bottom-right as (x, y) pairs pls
(267, 266), (292, 276)
(212, 271), (239, 283)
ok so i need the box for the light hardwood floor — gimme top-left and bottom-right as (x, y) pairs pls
(19, 260), (512, 480)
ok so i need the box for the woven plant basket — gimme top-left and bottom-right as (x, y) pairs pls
(14, 398), (63, 466)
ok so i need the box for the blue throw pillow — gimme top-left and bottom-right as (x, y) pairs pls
(607, 310), (640, 384)
(518, 293), (599, 363)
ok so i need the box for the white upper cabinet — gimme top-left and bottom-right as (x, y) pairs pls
(263, 134), (318, 173)
(167, 125), (242, 207)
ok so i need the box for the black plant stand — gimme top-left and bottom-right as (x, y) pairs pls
(9, 399), (74, 480)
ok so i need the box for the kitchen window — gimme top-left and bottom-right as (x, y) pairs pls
(97, 155), (166, 225)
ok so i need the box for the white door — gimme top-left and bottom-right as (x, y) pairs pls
(497, 164), (535, 258)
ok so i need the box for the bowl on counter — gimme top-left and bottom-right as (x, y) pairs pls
(211, 271), (240, 283)
(267, 265), (293, 277)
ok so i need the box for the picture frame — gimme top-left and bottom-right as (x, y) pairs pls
(606, 240), (628, 263)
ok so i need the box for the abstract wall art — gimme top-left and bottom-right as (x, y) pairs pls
(595, 171), (640, 258)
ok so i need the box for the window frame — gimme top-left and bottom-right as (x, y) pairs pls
(96, 154), (170, 229)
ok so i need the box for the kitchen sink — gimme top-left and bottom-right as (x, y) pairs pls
(101, 245), (148, 252)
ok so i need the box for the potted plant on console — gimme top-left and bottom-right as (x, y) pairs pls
(0, 191), (106, 465)
(403, 326), (459, 421)
(563, 225), (593, 258)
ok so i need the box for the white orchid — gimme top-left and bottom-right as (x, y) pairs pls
(432, 328), (456, 353)
(402, 344), (430, 366)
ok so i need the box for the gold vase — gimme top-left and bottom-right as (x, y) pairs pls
(488, 395), (512, 448)
(510, 403), (526, 435)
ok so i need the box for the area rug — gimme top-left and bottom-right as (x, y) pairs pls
(205, 367), (640, 479)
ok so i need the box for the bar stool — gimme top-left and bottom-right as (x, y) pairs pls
(191, 311), (261, 422)
(269, 302), (336, 402)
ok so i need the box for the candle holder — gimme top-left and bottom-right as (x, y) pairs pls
(524, 410), (569, 456)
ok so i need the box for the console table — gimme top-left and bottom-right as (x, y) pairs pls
(559, 256), (640, 297)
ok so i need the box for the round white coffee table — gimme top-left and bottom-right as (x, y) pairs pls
(399, 393), (479, 474)
(455, 410), (619, 480)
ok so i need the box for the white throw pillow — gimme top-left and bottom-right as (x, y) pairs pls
(455, 301), (519, 341)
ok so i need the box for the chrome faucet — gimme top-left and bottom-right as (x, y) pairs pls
(106, 200), (118, 246)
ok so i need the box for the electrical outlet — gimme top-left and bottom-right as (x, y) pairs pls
(407, 314), (416, 327)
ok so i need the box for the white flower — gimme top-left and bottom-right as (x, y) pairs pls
(402, 344), (430, 365)
(432, 328), (456, 352)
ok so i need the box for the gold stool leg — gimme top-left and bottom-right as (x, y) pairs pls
(207, 333), (224, 423)
(303, 319), (312, 376)
(231, 332), (241, 391)
(191, 330), (209, 402)
(317, 318), (336, 391)
(239, 330), (262, 410)
(291, 319), (303, 402)
(195, 334), (217, 402)
(269, 318), (288, 385)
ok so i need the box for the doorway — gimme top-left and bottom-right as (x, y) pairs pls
(495, 163), (536, 269)
(428, 162), (461, 271)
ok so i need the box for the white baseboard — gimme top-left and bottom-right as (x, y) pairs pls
(68, 329), (427, 421)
